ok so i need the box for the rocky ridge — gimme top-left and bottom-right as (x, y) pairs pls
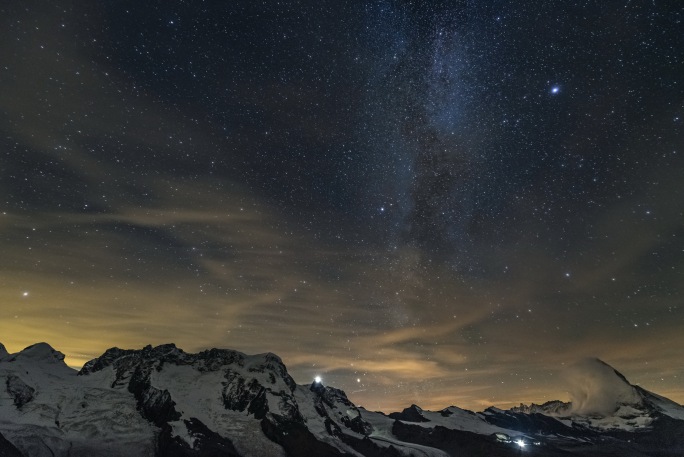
(1, 343), (684, 457)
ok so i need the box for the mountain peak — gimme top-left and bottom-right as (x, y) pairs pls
(389, 404), (431, 422)
(141, 343), (180, 356)
(592, 357), (632, 385)
(80, 344), (240, 376)
(78, 344), (298, 392)
(0, 342), (8, 358)
(14, 342), (66, 363)
(566, 357), (641, 415)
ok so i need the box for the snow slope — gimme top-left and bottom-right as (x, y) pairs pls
(0, 343), (155, 457)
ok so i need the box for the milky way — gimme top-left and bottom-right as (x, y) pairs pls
(1, 1), (683, 411)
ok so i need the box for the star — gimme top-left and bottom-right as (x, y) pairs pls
(550, 85), (560, 94)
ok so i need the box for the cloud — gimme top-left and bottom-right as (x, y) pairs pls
(564, 358), (641, 415)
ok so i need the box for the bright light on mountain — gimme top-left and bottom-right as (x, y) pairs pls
(314, 376), (321, 383)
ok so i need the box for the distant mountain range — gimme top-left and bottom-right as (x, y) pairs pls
(1, 342), (683, 456)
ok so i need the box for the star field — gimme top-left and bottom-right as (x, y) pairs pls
(1, 1), (683, 412)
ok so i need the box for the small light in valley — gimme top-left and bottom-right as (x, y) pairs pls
(516, 439), (526, 448)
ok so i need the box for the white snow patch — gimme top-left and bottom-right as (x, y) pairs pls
(169, 420), (196, 448)
(645, 391), (684, 421)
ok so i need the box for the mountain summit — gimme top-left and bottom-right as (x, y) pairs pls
(1, 343), (683, 457)
(565, 357), (643, 415)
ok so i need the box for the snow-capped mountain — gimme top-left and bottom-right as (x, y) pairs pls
(1, 343), (683, 457)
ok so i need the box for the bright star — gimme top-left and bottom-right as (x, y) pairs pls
(551, 86), (560, 94)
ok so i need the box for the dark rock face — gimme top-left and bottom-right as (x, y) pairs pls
(260, 413), (351, 457)
(605, 415), (684, 455)
(184, 418), (240, 456)
(309, 383), (374, 435)
(222, 370), (263, 412)
(482, 408), (597, 439)
(156, 418), (241, 457)
(246, 387), (270, 419)
(0, 431), (24, 457)
(79, 347), (138, 376)
(338, 434), (403, 457)
(510, 400), (571, 415)
(388, 404), (430, 422)
(128, 365), (181, 427)
(305, 382), (384, 456)
(347, 414), (373, 436)
(312, 383), (353, 409)
(195, 348), (245, 372)
(5, 375), (35, 409)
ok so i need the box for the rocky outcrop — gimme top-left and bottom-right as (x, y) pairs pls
(222, 370), (263, 412)
(388, 404), (430, 422)
(260, 413), (351, 457)
(79, 347), (139, 376)
(156, 418), (241, 457)
(509, 400), (571, 415)
(5, 375), (35, 409)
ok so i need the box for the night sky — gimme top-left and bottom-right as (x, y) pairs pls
(1, 1), (683, 412)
